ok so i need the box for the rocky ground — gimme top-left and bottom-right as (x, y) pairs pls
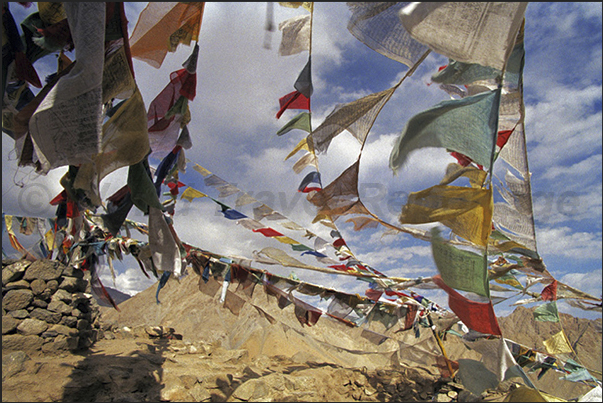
(3, 323), (517, 402)
(3, 259), (601, 402)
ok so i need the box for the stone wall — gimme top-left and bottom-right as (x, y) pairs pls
(2, 258), (101, 354)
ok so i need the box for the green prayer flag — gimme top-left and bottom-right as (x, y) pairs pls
(390, 88), (500, 173)
(128, 158), (164, 214)
(431, 59), (500, 85)
(276, 112), (311, 136)
(533, 301), (560, 322)
(291, 243), (313, 252)
(431, 228), (489, 297)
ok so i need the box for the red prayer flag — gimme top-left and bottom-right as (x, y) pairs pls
(496, 129), (514, 149)
(333, 238), (347, 248)
(432, 275), (502, 336)
(276, 90), (310, 119)
(252, 227), (284, 237)
(541, 280), (558, 302)
(365, 288), (383, 301)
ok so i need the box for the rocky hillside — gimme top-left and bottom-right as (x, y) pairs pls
(3, 259), (601, 402)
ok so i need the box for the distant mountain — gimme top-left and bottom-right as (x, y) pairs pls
(94, 286), (132, 307)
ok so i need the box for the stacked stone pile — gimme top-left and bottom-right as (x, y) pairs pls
(2, 258), (101, 354)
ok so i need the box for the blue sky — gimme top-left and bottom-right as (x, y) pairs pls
(3, 3), (601, 320)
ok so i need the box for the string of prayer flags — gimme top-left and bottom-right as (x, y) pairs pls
(389, 88), (501, 174)
(430, 228), (490, 298)
(432, 275), (502, 336)
(129, 2), (204, 68)
(399, 185), (493, 247)
(147, 44), (199, 158)
(399, 2), (527, 71)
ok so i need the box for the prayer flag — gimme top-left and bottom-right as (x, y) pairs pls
(294, 57), (313, 98)
(221, 209), (247, 221)
(399, 2), (527, 70)
(252, 228), (284, 238)
(431, 228), (489, 297)
(128, 158), (165, 214)
(276, 90), (310, 119)
(431, 59), (500, 86)
(278, 14), (311, 56)
(73, 87), (150, 207)
(148, 207), (183, 276)
(541, 280), (557, 302)
(389, 88), (501, 173)
(277, 112), (312, 136)
(298, 171), (322, 192)
(346, 3), (429, 68)
(311, 87), (396, 153)
(292, 152), (318, 174)
(432, 275), (502, 336)
(129, 2), (204, 68)
(29, 2), (106, 174)
(543, 330), (573, 355)
(180, 187), (208, 202)
(285, 136), (314, 161)
(533, 301), (560, 323)
(399, 185), (493, 246)
(274, 236), (300, 245)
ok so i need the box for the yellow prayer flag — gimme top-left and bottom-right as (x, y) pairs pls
(543, 330), (573, 355)
(400, 185), (493, 246)
(273, 236), (300, 245)
(279, 2), (313, 12)
(38, 2), (67, 25)
(193, 164), (212, 177)
(4, 215), (15, 234)
(181, 187), (208, 202)
(44, 229), (56, 251)
(285, 136), (311, 161)
(503, 385), (566, 402)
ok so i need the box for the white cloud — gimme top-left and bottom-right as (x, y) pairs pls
(98, 261), (157, 297)
(536, 226), (602, 260)
(559, 270), (603, 300)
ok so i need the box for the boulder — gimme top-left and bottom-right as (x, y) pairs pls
(23, 259), (64, 281)
(2, 334), (44, 352)
(2, 260), (31, 285)
(17, 318), (49, 336)
(2, 289), (34, 311)
(29, 307), (62, 324)
(2, 315), (21, 334)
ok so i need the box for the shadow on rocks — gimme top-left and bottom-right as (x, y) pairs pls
(61, 338), (170, 402)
